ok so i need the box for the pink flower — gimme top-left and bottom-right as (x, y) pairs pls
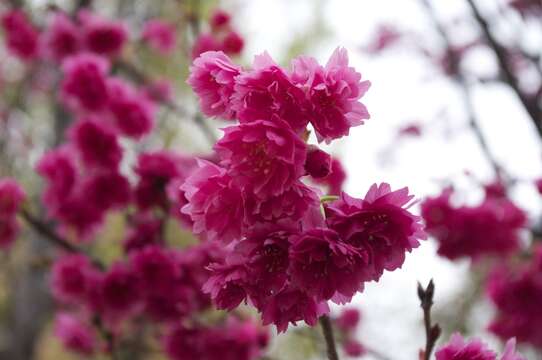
(343, 340), (365, 357)
(142, 79), (173, 102)
(289, 227), (367, 302)
(534, 177), (542, 194)
(210, 9), (231, 30)
(305, 146), (332, 179)
(100, 262), (141, 317)
(204, 261), (249, 311)
(61, 53), (110, 112)
(164, 325), (207, 360)
(187, 51), (241, 119)
(42, 12), (81, 62)
(231, 53), (309, 133)
(435, 333), (496, 360)
(313, 157), (347, 195)
(363, 25), (402, 54)
(55, 195), (104, 239)
(51, 254), (99, 304)
(501, 339), (526, 360)
(1, 10), (40, 61)
(325, 184), (426, 282)
(81, 171), (131, 210)
(222, 31), (244, 55)
(182, 161), (244, 243)
(134, 151), (181, 210)
(130, 245), (179, 295)
(215, 119), (307, 198)
(80, 12), (127, 57)
(291, 47), (371, 142)
(421, 189), (526, 260)
(261, 287), (329, 333)
(106, 78), (156, 138)
(0, 178), (25, 218)
(69, 117), (122, 170)
(336, 308), (361, 332)
(142, 19), (177, 54)
(192, 33), (221, 59)
(0, 219), (19, 249)
(123, 214), (161, 253)
(54, 313), (96, 355)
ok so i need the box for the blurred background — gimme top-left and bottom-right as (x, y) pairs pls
(1, 0), (542, 359)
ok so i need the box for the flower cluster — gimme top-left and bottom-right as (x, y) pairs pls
(435, 333), (525, 360)
(486, 249), (542, 349)
(0, 178), (26, 248)
(334, 308), (366, 357)
(191, 9), (244, 59)
(186, 48), (425, 332)
(421, 187), (526, 260)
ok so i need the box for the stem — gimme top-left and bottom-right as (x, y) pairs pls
(319, 315), (340, 360)
(417, 280), (441, 360)
(465, 0), (542, 138)
(20, 208), (79, 253)
(320, 195), (339, 203)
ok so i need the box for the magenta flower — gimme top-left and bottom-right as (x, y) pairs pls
(54, 313), (96, 355)
(289, 227), (367, 302)
(191, 33), (221, 59)
(231, 52), (309, 133)
(81, 171), (131, 210)
(80, 12), (127, 57)
(222, 31), (244, 55)
(130, 245), (179, 295)
(0, 219), (19, 249)
(142, 19), (177, 54)
(100, 262), (141, 318)
(501, 339), (526, 360)
(51, 254), (99, 304)
(1, 10), (40, 61)
(210, 9), (231, 30)
(261, 287), (329, 333)
(305, 146), (332, 179)
(336, 308), (361, 332)
(215, 119), (307, 198)
(106, 78), (156, 138)
(291, 47), (371, 142)
(0, 178), (26, 218)
(325, 183), (426, 282)
(134, 151), (181, 210)
(164, 325), (207, 360)
(313, 157), (347, 195)
(343, 340), (365, 357)
(435, 333), (497, 360)
(43, 12), (81, 62)
(421, 189), (526, 260)
(123, 214), (162, 253)
(142, 79), (174, 102)
(204, 261), (249, 311)
(69, 117), (122, 170)
(61, 53), (110, 112)
(187, 51), (241, 119)
(181, 161), (245, 243)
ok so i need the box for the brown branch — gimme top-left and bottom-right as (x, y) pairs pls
(417, 280), (441, 360)
(465, 0), (542, 138)
(20, 208), (79, 253)
(320, 315), (340, 360)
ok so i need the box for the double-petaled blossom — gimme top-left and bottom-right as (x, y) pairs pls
(291, 47), (371, 142)
(305, 146), (332, 179)
(42, 12), (81, 62)
(99, 262), (141, 319)
(79, 11), (127, 57)
(81, 171), (131, 210)
(181, 161), (245, 243)
(187, 51), (241, 119)
(222, 31), (244, 55)
(421, 188), (526, 260)
(325, 183), (426, 282)
(0, 178), (25, 248)
(61, 53), (110, 112)
(435, 333), (525, 360)
(232, 53), (309, 133)
(142, 19), (177, 54)
(215, 118), (307, 198)
(1, 10), (40, 61)
(54, 313), (96, 355)
(51, 254), (100, 304)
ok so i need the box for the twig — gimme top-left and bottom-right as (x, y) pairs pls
(417, 279), (441, 360)
(320, 315), (340, 360)
(20, 208), (79, 253)
(465, 0), (542, 138)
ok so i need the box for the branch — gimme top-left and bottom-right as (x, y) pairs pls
(20, 208), (80, 253)
(465, 0), (542, 138)
(320, 315), (340, 360)
(417, 280), (441, 360)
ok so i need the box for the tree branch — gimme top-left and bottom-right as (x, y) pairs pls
(20, 208), (79, 253)
(417, 280), (441, 360)
(320, 315), (340, 360)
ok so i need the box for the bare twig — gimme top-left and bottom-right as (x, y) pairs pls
(417, 280), (441, 360)
(320, 315), (340, 360)
(465, 0), (542, 138)
(20, 208), (79, 253)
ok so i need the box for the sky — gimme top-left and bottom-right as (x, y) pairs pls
(231, 0), (542, 358)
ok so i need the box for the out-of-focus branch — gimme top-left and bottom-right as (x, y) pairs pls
(465, 0), (542, 138)
(417, 280), (441, 360)
(421, 0), (505, 180)
(320, 315), (340, 360)
(20, 208), (80, 253)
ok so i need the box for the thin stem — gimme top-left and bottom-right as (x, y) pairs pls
(20, 208), (79, 253)
(320, 195), (340, 203)
(465, 0), (542, 138)
(417, 280), (441, 360)
(319, 315), (340, 360)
